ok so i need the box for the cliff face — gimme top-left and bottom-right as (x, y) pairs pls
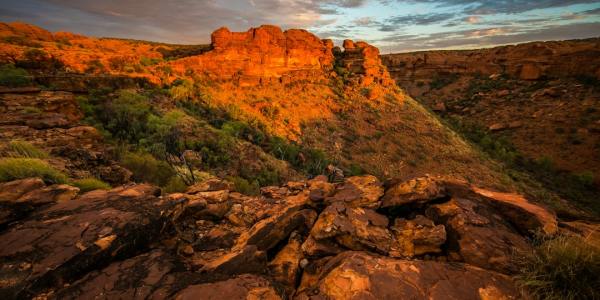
(381, 39), (600, 188)
(381, 39), (600, 83)
(172, 25), (334, 86)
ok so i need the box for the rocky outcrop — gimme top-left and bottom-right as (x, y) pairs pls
(338, 39), (395, 87)
(0, 91), (132, 184)
(0, 184), (180, 299)
(381, 38), (600, 82)
(170, 25), (395, 88)
(295, 251), (521, 299)
(173, 25), (334, 87)
(0, 173), (571, 299)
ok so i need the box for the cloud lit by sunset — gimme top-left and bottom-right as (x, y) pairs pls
(1, 0), (599, 52)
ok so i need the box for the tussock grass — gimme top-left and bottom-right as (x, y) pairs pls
(71, 178), (111, 193)
(516, 234), (600, 300)
(7, 140), (48, 158)
(0, 158), (68, 184)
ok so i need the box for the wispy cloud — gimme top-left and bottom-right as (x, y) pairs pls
(0, 0), (599, 51)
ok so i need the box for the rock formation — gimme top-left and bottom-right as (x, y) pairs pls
(338, 39), (395, 87)
(381, 38), (600, 82)
(380, 38), (600, 187)
(172, 25), (334, 86)
(0, 174), (566, 299)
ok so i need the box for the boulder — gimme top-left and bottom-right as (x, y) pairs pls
(471, 187), (558, 235)
(0, 184), (174, 299)
(295, 251), (521, 299)
(326, 175), (384, 209)
(425, 197), (531, 273)
(381, 176), (447, 208)
(187, 178), (233, 194)
(175, 274), (281, 300)
(56, 250), (179, 299)
(389, 215), (446, 257)
(0, 178), (45, 201)
(200, 245), (268, 276)
(17, 184), (79, 205)
(268, 233), (304, 288)
(309, 202), (392, 254)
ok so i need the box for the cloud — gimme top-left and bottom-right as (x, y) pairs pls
(389, 0), (600, 15)
(354, 17), (374, 26)
(376, 12), (457, 31)
(464, 16), (480, 24)
(378, 21), (600, 52)
(0, 0), (364, 43)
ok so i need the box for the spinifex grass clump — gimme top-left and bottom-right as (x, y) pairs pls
(71, 178), (111, 193)
(7, 140), (48, 158)
(516, 234), (600, 300)
(0, 158), (68, 184)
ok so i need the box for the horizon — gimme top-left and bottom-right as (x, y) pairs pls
(1, 1), (600, 52)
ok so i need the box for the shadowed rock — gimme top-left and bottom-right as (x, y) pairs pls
(295, 251), (521, 300)
(175, 274), (281, 300)
(0, 184), (178, 299)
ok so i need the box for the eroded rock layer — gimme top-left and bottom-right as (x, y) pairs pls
(0, 174), (567, 299)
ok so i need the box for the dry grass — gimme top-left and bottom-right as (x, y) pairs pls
(516, 234), (600, 300)
(0, 158), (68, 184)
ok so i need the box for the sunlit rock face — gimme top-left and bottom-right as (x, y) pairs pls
(172, 25), (334, 86)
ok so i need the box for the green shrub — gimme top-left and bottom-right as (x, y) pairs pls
(7, 140), (48, 158)
(429, 74), (458, 90)
(16, 48), (64, 71)
(163, 176), (188, 193)
(71, 178), (111, 192)
(106, 90), (152, 142)
(85, 59), (105, 74)
(169, 80), (196, 101)
(121, 152), (174, 186)
(140, 56), (161, 66)
(0, 64), (31, 87)
(516, 234), (600, 300)
(228, 176), (260, 195)
(575, 171), (594, 187)
(0, 158), (68, 184)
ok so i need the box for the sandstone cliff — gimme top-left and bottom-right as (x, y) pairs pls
(381, 38), (600, 82)
(381, 39), (600, 187)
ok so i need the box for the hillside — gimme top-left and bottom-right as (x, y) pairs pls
(0, 21), (532, 194)
(0, 22), (599, 299)
(382, 39), (600, 215)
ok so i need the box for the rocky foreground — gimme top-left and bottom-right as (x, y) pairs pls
(2, 171), (595, 299)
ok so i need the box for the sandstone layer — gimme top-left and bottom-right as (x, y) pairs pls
(0, 174), (567, 299)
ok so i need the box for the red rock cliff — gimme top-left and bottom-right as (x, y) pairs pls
(172, 25), (335, 86)
(338, 39), (395, 87)
(381, 39), (600, 82)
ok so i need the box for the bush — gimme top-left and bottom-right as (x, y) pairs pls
(516, 234), (600, 299)
(121, 152), (174, 186)
(85, 59), (106, 74)
(0, 64), (31, 87)
(169, 80), (196, 101)
(106, 90), (152, 142)
(7, 140), (48, 158)
(163, 176), (188, 193)
(228, 176), (260, 195)
(71, 178), (111, 192)
(16, 48), (64, 71)
(0, 158), (68, 184)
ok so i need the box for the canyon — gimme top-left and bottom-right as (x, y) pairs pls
(0, 21), (599, 299)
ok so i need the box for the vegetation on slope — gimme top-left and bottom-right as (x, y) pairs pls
(516, 233), (600, 300)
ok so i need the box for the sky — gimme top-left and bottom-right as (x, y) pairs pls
(1, 0), (599, 52)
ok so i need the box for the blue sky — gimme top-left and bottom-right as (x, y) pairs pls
(1, 0), (599, 52)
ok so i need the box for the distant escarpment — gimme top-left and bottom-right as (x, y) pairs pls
(381, 39), (600, 215)
(381, 38), (600, 83)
